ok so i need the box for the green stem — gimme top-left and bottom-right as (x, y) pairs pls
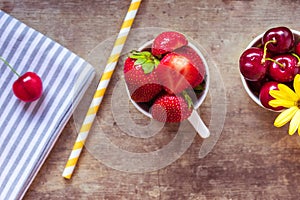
(262, 39), (276, 63)
(264, 57), (285, 68)
(292, 53), (300, 66)
(0, 56), (20, 77)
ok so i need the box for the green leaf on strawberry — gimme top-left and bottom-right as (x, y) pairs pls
(142, 61), (156, 74)
(129, 50), (159, 74)
(182, 90), (193, 109)
(193, 80), (205, 94)
(134, 58), (146, 65)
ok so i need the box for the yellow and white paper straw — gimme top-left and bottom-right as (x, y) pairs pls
(62, 0), (142, 179)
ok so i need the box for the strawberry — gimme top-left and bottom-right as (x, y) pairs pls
(124, 51), (162, 102)
(174, 45), (206, 85)
(151, 31), (188, 57)
(156, 52), (204, 94)
(150, 91), (193, 123)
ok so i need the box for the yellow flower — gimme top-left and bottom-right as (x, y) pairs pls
(269, 74), (300, 135)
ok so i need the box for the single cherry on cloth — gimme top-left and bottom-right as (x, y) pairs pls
(0, 57), (43, 102)
(13, 72), (43, 102)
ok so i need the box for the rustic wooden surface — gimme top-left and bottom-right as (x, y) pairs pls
(2, 0), (300, 199)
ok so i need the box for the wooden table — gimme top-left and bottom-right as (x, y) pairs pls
(2, 0), (300, 199)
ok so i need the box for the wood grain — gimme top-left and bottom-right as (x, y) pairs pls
(1, 0), (300, 199)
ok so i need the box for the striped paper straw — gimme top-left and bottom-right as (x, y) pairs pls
(62, 0), (142, 179)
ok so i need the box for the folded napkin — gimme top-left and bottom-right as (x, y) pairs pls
(0, 11), (95, 199)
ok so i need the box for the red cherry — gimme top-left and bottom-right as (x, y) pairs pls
(239, 47), (270, 81)
(262, 26), (294, 54)
(268, 54), (299, 83)
(12, 72), (43, 102)
(259, 81), (283, 111)
(295, 42), (300, 56)
(0, 56), (43, 102)
(246, 76), (270, 95)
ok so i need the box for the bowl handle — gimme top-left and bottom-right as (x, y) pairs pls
(188, 110), (210, 138)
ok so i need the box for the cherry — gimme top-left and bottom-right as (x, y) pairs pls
(246, 76), (269, 95)
(295, 42), (300, 56)
(268, 54), (299, 83)
(0, 57), (43, 102)
(259, 81), (283, 111)
(262, 26), (294, 54)
(13, 72), (43, 102)
(239, 47), (270, 81)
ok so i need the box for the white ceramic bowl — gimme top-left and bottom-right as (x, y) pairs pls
(125, 39), (210, 138)
(240, 29), (300, 111)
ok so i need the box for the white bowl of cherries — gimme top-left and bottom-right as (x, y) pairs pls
(239, 26), (300, 111)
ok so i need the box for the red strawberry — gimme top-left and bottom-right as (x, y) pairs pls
(152, 31), (188, 56)
(156, 52), (204, 94)
(150, 92), (193, 123)
(124, 51), (162, 102)
(174, 45), (206, 86)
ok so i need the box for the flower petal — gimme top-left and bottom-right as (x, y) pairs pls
(269, 99), (295, 108)
(294, 74), (300, 98)
(274, 106), (298, 127)
(289, 109), (300, 135)
(277, 84), (299, 102)
(269, 90), (296, 102)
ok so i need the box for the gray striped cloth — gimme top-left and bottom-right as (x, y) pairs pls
(0, 11), (95, 199)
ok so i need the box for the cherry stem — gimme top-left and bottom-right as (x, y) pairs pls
(0, 56), (20, 77)
(261, 39), (284, 68)
(264, 57), (285, 68)
(292, 53), (300, 66)
(262, 39), (276, 63)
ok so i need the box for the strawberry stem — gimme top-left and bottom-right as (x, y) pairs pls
(0, 56), (20, 77)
